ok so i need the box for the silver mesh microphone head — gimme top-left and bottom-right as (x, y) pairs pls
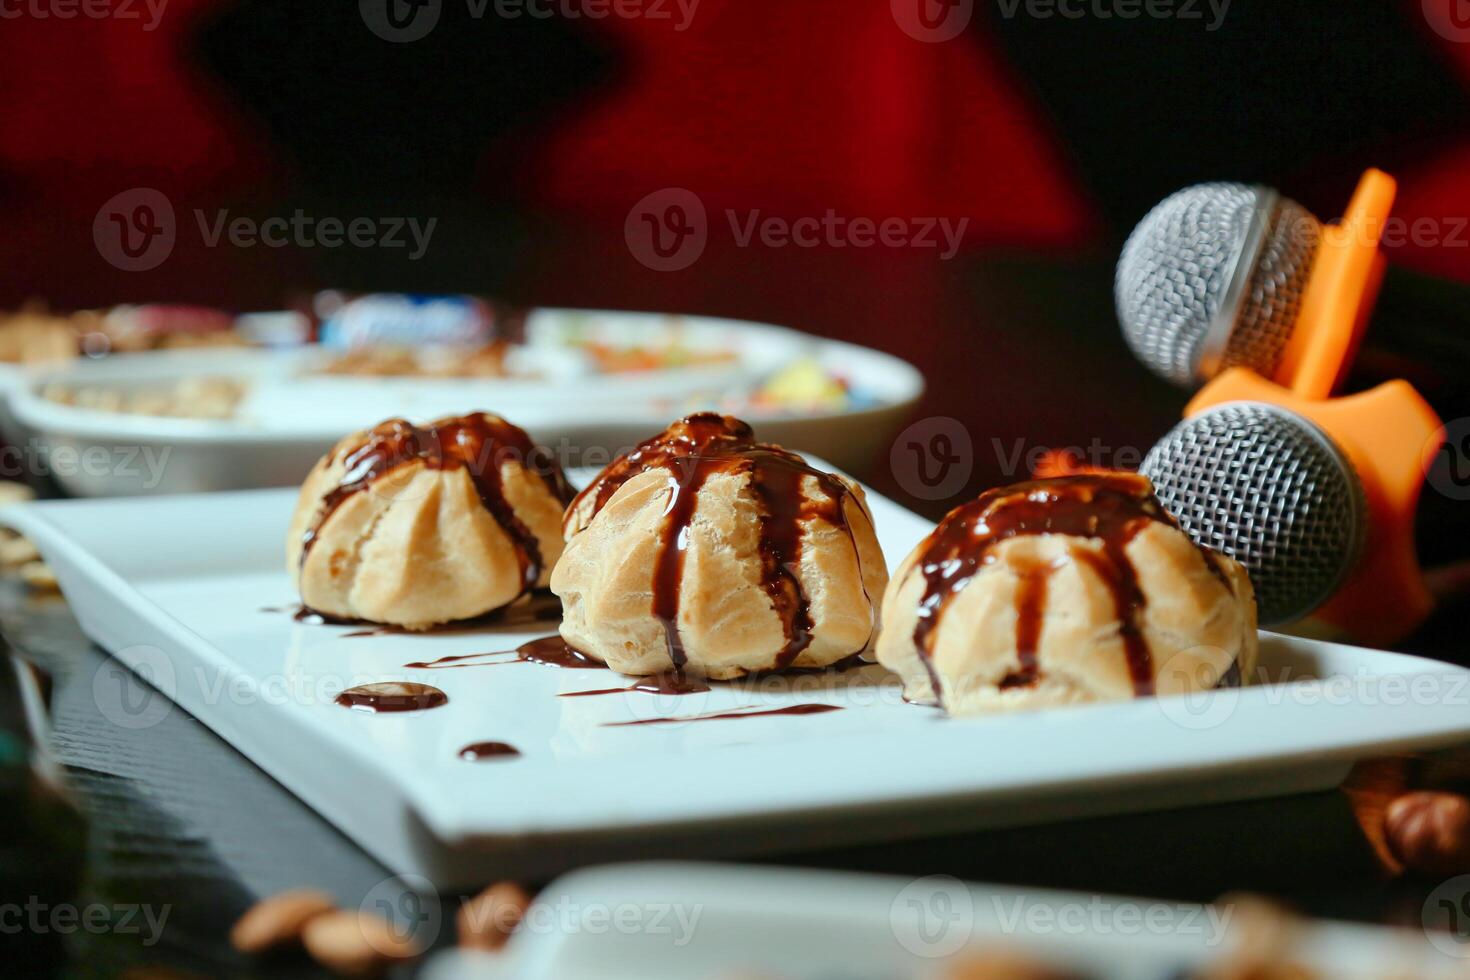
(1116, 183), (1321, 386)
(1140, 402), (1368, 626)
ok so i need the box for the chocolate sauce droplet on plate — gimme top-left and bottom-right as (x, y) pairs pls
(458, 741), (521, 761)
(335, 682), (448, 713)
(514, 635), (605, 669)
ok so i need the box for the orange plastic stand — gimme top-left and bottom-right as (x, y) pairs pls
(1275, 169), (1397, 398)
(1188, 368), (1443, 646)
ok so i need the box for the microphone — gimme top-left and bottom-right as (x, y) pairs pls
(1118, 182), (1319, 388)
(1141, 401), (1365, 628)
(1140, 370), (1443, 646)
(1115, 170), (1470, 416)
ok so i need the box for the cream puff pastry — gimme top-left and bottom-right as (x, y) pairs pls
(876, 473), (1257, 715)
(287, 413), (572, 629)
(552, 414), (888, 679)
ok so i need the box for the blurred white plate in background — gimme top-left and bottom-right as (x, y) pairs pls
(6, 310), (922, 496)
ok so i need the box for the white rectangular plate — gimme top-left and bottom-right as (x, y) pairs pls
(7, 477), (1470, 887)
(425, 863), (1461, 980)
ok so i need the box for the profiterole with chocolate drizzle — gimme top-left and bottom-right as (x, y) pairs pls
(287, 412), (573, 629)
(876, 472), (1257, 715)
(553, 414), (889, 679)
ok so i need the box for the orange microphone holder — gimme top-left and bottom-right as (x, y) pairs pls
(1273, 168), (1397, 399)
(1187, 170), (1447, 646)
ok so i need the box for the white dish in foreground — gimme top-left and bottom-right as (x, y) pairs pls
(4, 475), (1470, 887)
(425, 862), (1463, 980)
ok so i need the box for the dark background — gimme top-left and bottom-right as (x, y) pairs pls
(4, 0), (1470, 508)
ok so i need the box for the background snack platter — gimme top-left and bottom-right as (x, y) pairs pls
(6, 310), (923, 495)
(427, 863), (1462, 980)
(5, 469), (1469, 888)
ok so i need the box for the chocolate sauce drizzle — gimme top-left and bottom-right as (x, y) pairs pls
(567, 412), (758, 524)
(559, 673), (712, 698)
(334, 682), (448, 713)
(458, 741), (521, 761)
(602, 702), (843, 727)
(571, 414), (872, 672)
(1000, 559), (1053, 691)
(911, 474), (1232, 705)
(404, 635), (605, 670)
(300, 414), (574, 591)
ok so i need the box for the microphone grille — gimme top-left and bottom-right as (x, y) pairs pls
(1116, 184), (1319, 386)
(1140, 402), (1367, 626)
(1116, 183), (1261, 385)
(1218, 197), (1319, 379)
